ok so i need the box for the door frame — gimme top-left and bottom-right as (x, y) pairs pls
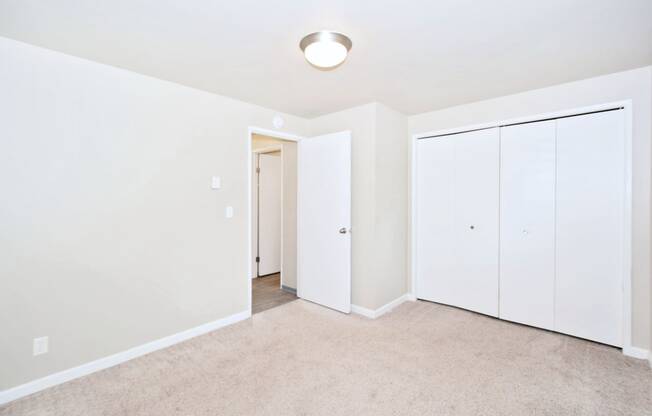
(248, 127), (303, 314)
(410, 100), (635, 356)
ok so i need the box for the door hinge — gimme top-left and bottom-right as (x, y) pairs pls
(256, 167), (260, 173)
(255, 256), (260, 263)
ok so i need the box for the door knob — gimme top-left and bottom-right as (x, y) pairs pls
(339, 227), (348, 234)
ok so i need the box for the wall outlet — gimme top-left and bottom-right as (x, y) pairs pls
(33, 336), (48, 356)
(225, 206), (234, 218)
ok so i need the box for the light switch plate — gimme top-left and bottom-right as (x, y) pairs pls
(211, 176), (221, 189)
(33, 336), (48, 356)
(225, 206), (234, 218)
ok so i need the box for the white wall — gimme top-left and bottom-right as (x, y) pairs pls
(310, 103), (408, 310)
(0, 37), (310, 390)
(408, 66), (652, 351)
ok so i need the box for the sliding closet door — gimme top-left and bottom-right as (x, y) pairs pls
(500, 121), (555, 329)
(555, 110), (625, 347)
(416, 128), (500, 317)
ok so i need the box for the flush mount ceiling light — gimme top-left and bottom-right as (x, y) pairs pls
(300, 31), (352, 69)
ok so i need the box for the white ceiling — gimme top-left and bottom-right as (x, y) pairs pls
(1, 0), (651, 117)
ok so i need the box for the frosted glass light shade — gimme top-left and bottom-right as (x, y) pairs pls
(300, 31), (352, 69)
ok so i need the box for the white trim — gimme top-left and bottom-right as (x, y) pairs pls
(280, 147), (285, 288)
(622, 346), (650, 360)
(410, 128), (418, 298)
(621, 102), (634, 356)
(250, 127), (302, 143)
(247, 127), (303, 314)
(352, 294), (413, 319)
(350, 304), (376, 318)
(410, 100), (635, 355)
(0, 310), (250, 406)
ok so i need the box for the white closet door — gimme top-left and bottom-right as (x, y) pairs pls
(416, 128), (500, 317)
(500, 121), (556, 329)
(555, 110), (624, 347)
(258, 153), (282, 276)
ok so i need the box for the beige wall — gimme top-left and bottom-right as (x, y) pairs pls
(280, 142), (298, 290)
(3, 33), (649, 394)
(0, 37), (309, 390)
(408, 66), (652, 351)
(372, 104), (408, 307)
(252, 134), (285, 150)
(310, 103), (408, 310)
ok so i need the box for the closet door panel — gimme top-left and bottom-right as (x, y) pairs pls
(555, 110), (624, 347)
(453, 129), (500, 316)
(416, 128), (500, 317)
(416, 137), (457, 308)
(499, 121), (556, 330)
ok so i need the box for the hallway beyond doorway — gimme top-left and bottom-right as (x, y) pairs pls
(252, 274), (297, 314)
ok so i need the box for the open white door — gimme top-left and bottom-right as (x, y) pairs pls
(256, 153), (282, 276)
(297, 131), (351, 313)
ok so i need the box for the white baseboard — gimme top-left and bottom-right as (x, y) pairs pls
(352, 294), (414, 319)
(0, 309), (251, 406)
(350, 304), (376, 318)
(623, 346), (650, 361)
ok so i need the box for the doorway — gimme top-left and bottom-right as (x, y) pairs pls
(247, 127), (353, 316)
(251, 132), (298, 314)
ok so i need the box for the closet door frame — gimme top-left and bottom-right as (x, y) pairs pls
(410, 100), (634, 356)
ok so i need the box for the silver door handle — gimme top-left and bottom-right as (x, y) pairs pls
(339, 227), (348, 234)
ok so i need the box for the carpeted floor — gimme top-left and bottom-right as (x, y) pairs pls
(2, 300), (651, 415)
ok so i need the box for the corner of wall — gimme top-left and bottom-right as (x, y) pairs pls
(650, 64), (652, 364)
(369, 103), (410, 308)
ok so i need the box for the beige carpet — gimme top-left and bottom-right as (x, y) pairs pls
(2, 300), (651, 416)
